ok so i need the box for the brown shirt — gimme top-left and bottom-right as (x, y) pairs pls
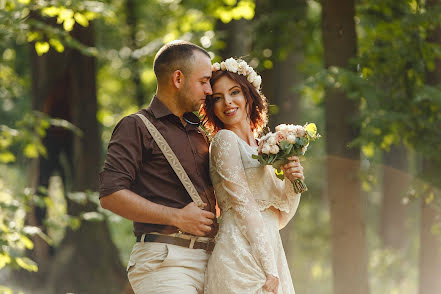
(99, 96), (217, 237)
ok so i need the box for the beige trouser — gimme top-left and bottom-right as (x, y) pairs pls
(127, 241), (210, 294)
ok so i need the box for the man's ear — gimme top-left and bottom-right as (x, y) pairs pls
(172, 70), (185, 89)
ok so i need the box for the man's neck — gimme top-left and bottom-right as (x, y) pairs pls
(156, 89), (184, 118)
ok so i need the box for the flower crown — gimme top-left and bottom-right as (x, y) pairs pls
(212, 58), (262, 90)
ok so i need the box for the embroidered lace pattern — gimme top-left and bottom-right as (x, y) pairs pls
(205, 129), (301, 293)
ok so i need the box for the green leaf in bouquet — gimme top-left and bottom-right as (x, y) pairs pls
(268, 154), (277, 164)
(280, 140), (289, 150)
(280, 141), (293, 155)
(272, 158), (287, 170)
(258, 157), (267, 165)
(296, 137), (308, 147)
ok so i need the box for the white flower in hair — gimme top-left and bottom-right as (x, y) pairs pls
(247, 71), (257, 84)
(212, 57), (262, 90)
(224, 58), (238, 73)
(212, 63), (221, 71)
(238, 60), (249, 75)
(252, 75), (262, 89)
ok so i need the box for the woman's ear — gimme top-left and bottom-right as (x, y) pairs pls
(172, 70), (185, 89)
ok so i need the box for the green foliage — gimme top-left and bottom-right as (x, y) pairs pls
(0, 171), (39, 273)
(1, 0), (110, 57)
(302, 0), (441, 170)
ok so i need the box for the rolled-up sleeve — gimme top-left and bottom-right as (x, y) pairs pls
(99, 116), (145, 198)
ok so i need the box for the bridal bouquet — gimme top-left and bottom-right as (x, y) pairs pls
(252, 123), (321, 193)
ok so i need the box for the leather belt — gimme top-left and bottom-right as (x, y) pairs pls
(136, 233), (215, 253)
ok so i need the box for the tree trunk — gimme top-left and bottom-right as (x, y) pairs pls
(418, 165), (441, 294)
(216, 18), (252, 59)
(126, 0), (145, 108)
(419, 1), (441, 290)
(380, 144), (410, 250)
(321, 1), (370, 294)
(29, 20), (126, 293)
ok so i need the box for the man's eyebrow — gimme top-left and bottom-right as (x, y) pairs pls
(200, 75), (211, 80)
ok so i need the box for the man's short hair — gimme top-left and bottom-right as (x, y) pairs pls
(153, 40), (210, 83)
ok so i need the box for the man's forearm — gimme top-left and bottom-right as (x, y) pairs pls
(100, 189), (180, 226)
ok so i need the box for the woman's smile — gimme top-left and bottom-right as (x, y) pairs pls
(224, 107), (238, 116)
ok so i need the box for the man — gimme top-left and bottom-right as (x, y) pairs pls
(99, 40), (217, 294)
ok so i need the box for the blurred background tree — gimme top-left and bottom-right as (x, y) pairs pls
(1, 0), (440, 293)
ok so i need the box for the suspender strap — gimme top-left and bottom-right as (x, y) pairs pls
(136, 114), (206, 209)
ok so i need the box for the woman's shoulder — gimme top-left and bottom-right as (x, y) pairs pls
(212, 129), (238, 145)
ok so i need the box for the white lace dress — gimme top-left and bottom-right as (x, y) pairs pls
(205, 129), (301, 294)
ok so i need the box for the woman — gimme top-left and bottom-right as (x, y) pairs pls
(200, 58), (304, 294)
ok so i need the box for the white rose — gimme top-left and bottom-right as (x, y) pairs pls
(247, 65), (254, 75)
(220, 62), (226, 71)
(269, 145), (280, 154)
(286, 134), (296, 144)
(267, 134), (277, 145)
(286, 124), (296, 132)
(296, 126), (306, 137)
(224, 58), (238, 73)
(262, 144), (271, 154)
(252, 75), (262, 89)
(247, 71), (257, 83)
(212, 63), (221, 71)
(275, 124), (287, 132)
(238, 61), (248, 75)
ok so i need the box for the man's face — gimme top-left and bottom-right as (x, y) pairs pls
(178, 51), (213, 112)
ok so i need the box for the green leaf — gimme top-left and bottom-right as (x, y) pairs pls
(35, 41), (50, 56)
(15, 257), (38, 272)
(0, 253), (11, 269)
(49, 38), (64, 52)
(24, 144), (39, 158)
(41, 7), (60, 17)
(63, 18), (75, 31)
(0, 152), (15, 163)
(74, 12), (89, 27)
(20, 235), (34, 250)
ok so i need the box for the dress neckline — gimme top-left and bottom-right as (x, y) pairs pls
(225, 129), (258, 149)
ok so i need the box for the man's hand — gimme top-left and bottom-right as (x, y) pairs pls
(174, 202), (215, 236)
(263, 274), (279, 293)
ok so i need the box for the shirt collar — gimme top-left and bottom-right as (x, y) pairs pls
(148, 95), (174, 119)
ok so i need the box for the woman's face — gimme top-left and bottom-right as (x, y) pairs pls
(211, 76), (250, 131)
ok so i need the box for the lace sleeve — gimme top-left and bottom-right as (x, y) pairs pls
(276, 177), (301, 230)
(211, 130), (278, 277)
